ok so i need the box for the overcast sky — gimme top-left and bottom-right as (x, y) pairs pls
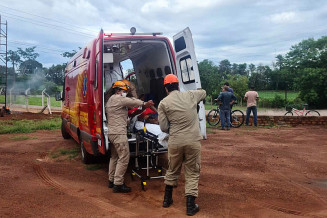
(0, 0), (326, 68)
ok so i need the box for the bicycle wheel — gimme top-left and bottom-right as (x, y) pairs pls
(206, 109), (220, 126)
(230, 110), (244, 128)
(284, 112), (293, 116)
(305, 110), (320, 116)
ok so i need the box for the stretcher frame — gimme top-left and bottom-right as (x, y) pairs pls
(131, 129), (167, 191)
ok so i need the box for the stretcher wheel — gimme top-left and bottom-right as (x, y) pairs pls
(141, 179), (146, 191)
(131, 172), (135, 180)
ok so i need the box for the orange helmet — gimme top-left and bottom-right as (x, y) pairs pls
(121, 79), (131, 86)
(164, 74), (179, 85)
(112, 81), (128, 91)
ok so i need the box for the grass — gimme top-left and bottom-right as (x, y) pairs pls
(205, 104), (267, 111)
(0, 117), (61, 134)
(258, 90), (299, 101)
(9, 135), (38, 141)
(51, 147), (79, 159)
(205, 90), (300, 110)
(0, 95), (61, 107)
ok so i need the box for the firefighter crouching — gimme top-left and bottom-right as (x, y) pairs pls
(106, 81), (154, 193)
(158, 74), (206, 216)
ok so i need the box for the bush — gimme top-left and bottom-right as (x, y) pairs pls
(271, 94), (285, 108)
(295, 68), (327, 108)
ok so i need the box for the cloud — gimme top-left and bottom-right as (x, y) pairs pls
(141, 0), (169, 13)
(268, 11), (299, 24)
(1, 0), (327, 68)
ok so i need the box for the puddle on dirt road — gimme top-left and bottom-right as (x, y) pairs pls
(308, 179), (327, 188)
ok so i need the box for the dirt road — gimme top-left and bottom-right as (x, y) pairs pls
(1, 125), (327, 217)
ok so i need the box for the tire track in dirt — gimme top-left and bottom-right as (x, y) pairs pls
(229, 143), (327, 212)
(252, 199), (304, 216)
(33, 164), (136, 217)
(240, 153), (327, 216)
(200, 180), (311, 216)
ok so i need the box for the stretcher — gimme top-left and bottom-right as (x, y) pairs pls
(129, 119), (169, 190)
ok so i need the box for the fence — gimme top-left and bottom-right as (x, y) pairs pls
(0, 88), (61, 113)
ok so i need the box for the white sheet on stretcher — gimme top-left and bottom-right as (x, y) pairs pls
(134, 121), (169, 148)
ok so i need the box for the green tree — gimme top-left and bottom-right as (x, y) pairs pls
(61, 48), (81, 58)
(218, 59), (231, 79)
(19, 59), (42, 75)
(7, 50), (21, 71)
(282, 36), (327, 106)
(231, 63), (238, 75)
(249, 63), (256, 75)
(44, 64), (66, 85)
(275, 54), (285, 71)
(198, 59), (220, 97)
(294, 68), (327, 108)
(249, 65), (272, 90)
(17, 47), (39, 61)
(238, 63), (247, 76)
(225, 75), (248, 101)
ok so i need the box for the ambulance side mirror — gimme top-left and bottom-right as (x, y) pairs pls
(55, 92), (63, 101)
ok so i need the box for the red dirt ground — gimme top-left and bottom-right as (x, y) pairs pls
(0, 111), (60, 121)
(1, 113), (327, 217)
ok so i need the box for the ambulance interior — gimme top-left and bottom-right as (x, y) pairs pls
(103, 39), (173, 151)
(103, 39), (172, 104)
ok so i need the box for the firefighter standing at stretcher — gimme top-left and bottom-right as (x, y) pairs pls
(121, 79), (138, 98)
(158, 74), (206, 216)
(106, 80), (154, 193)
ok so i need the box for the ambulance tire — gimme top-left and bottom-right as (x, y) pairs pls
(61, 122), (71, 139)
(80, 139), (93, 164)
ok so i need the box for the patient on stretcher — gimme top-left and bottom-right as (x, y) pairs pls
(128, 100), (169, 148)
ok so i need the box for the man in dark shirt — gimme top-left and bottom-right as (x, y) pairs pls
(218, 86), (236, 130)
(224, 82), (234, 93)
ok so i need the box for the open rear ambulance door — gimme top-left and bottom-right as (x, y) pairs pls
(94, 29), (107, 154)
(173, 27), (206, 139)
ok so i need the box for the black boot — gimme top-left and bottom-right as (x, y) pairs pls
(108, 181), (114, 188)
(163, 185), (173, 208)
(113, 184), (131, 193)
(186, 195), (199, 216)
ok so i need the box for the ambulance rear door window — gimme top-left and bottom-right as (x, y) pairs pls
(179, 55), (195, 84)
(174, 36), (186, 53)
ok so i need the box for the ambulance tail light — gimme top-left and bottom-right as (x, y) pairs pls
(88, 105), (97, 135)
(104, 33), (112, 37)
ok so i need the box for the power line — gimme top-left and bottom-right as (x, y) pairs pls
(6, 46), (63, 55)
(0, 12), (95, 38)
(0, 3), (96, 33)
(8, 40), (67, 53)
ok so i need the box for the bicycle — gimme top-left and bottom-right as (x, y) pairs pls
(284, 104), (320, 116)
(206, 104), (245, 128)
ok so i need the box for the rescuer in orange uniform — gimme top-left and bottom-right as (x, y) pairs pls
(106, 80), (154, 193)
(158, 74), (206, 216)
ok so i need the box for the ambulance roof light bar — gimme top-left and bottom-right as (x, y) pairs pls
(104, 27), (163, 37)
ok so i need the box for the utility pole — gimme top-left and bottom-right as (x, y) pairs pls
(0, 15), (8, 109)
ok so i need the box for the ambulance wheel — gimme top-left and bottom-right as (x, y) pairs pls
(80, 139), (93, 164)
(61, 121), (71, 139)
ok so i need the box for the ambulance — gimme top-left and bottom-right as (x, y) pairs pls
(57, 27), (206, 163)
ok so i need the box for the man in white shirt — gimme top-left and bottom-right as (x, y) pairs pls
(244, 87), (259, 126)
